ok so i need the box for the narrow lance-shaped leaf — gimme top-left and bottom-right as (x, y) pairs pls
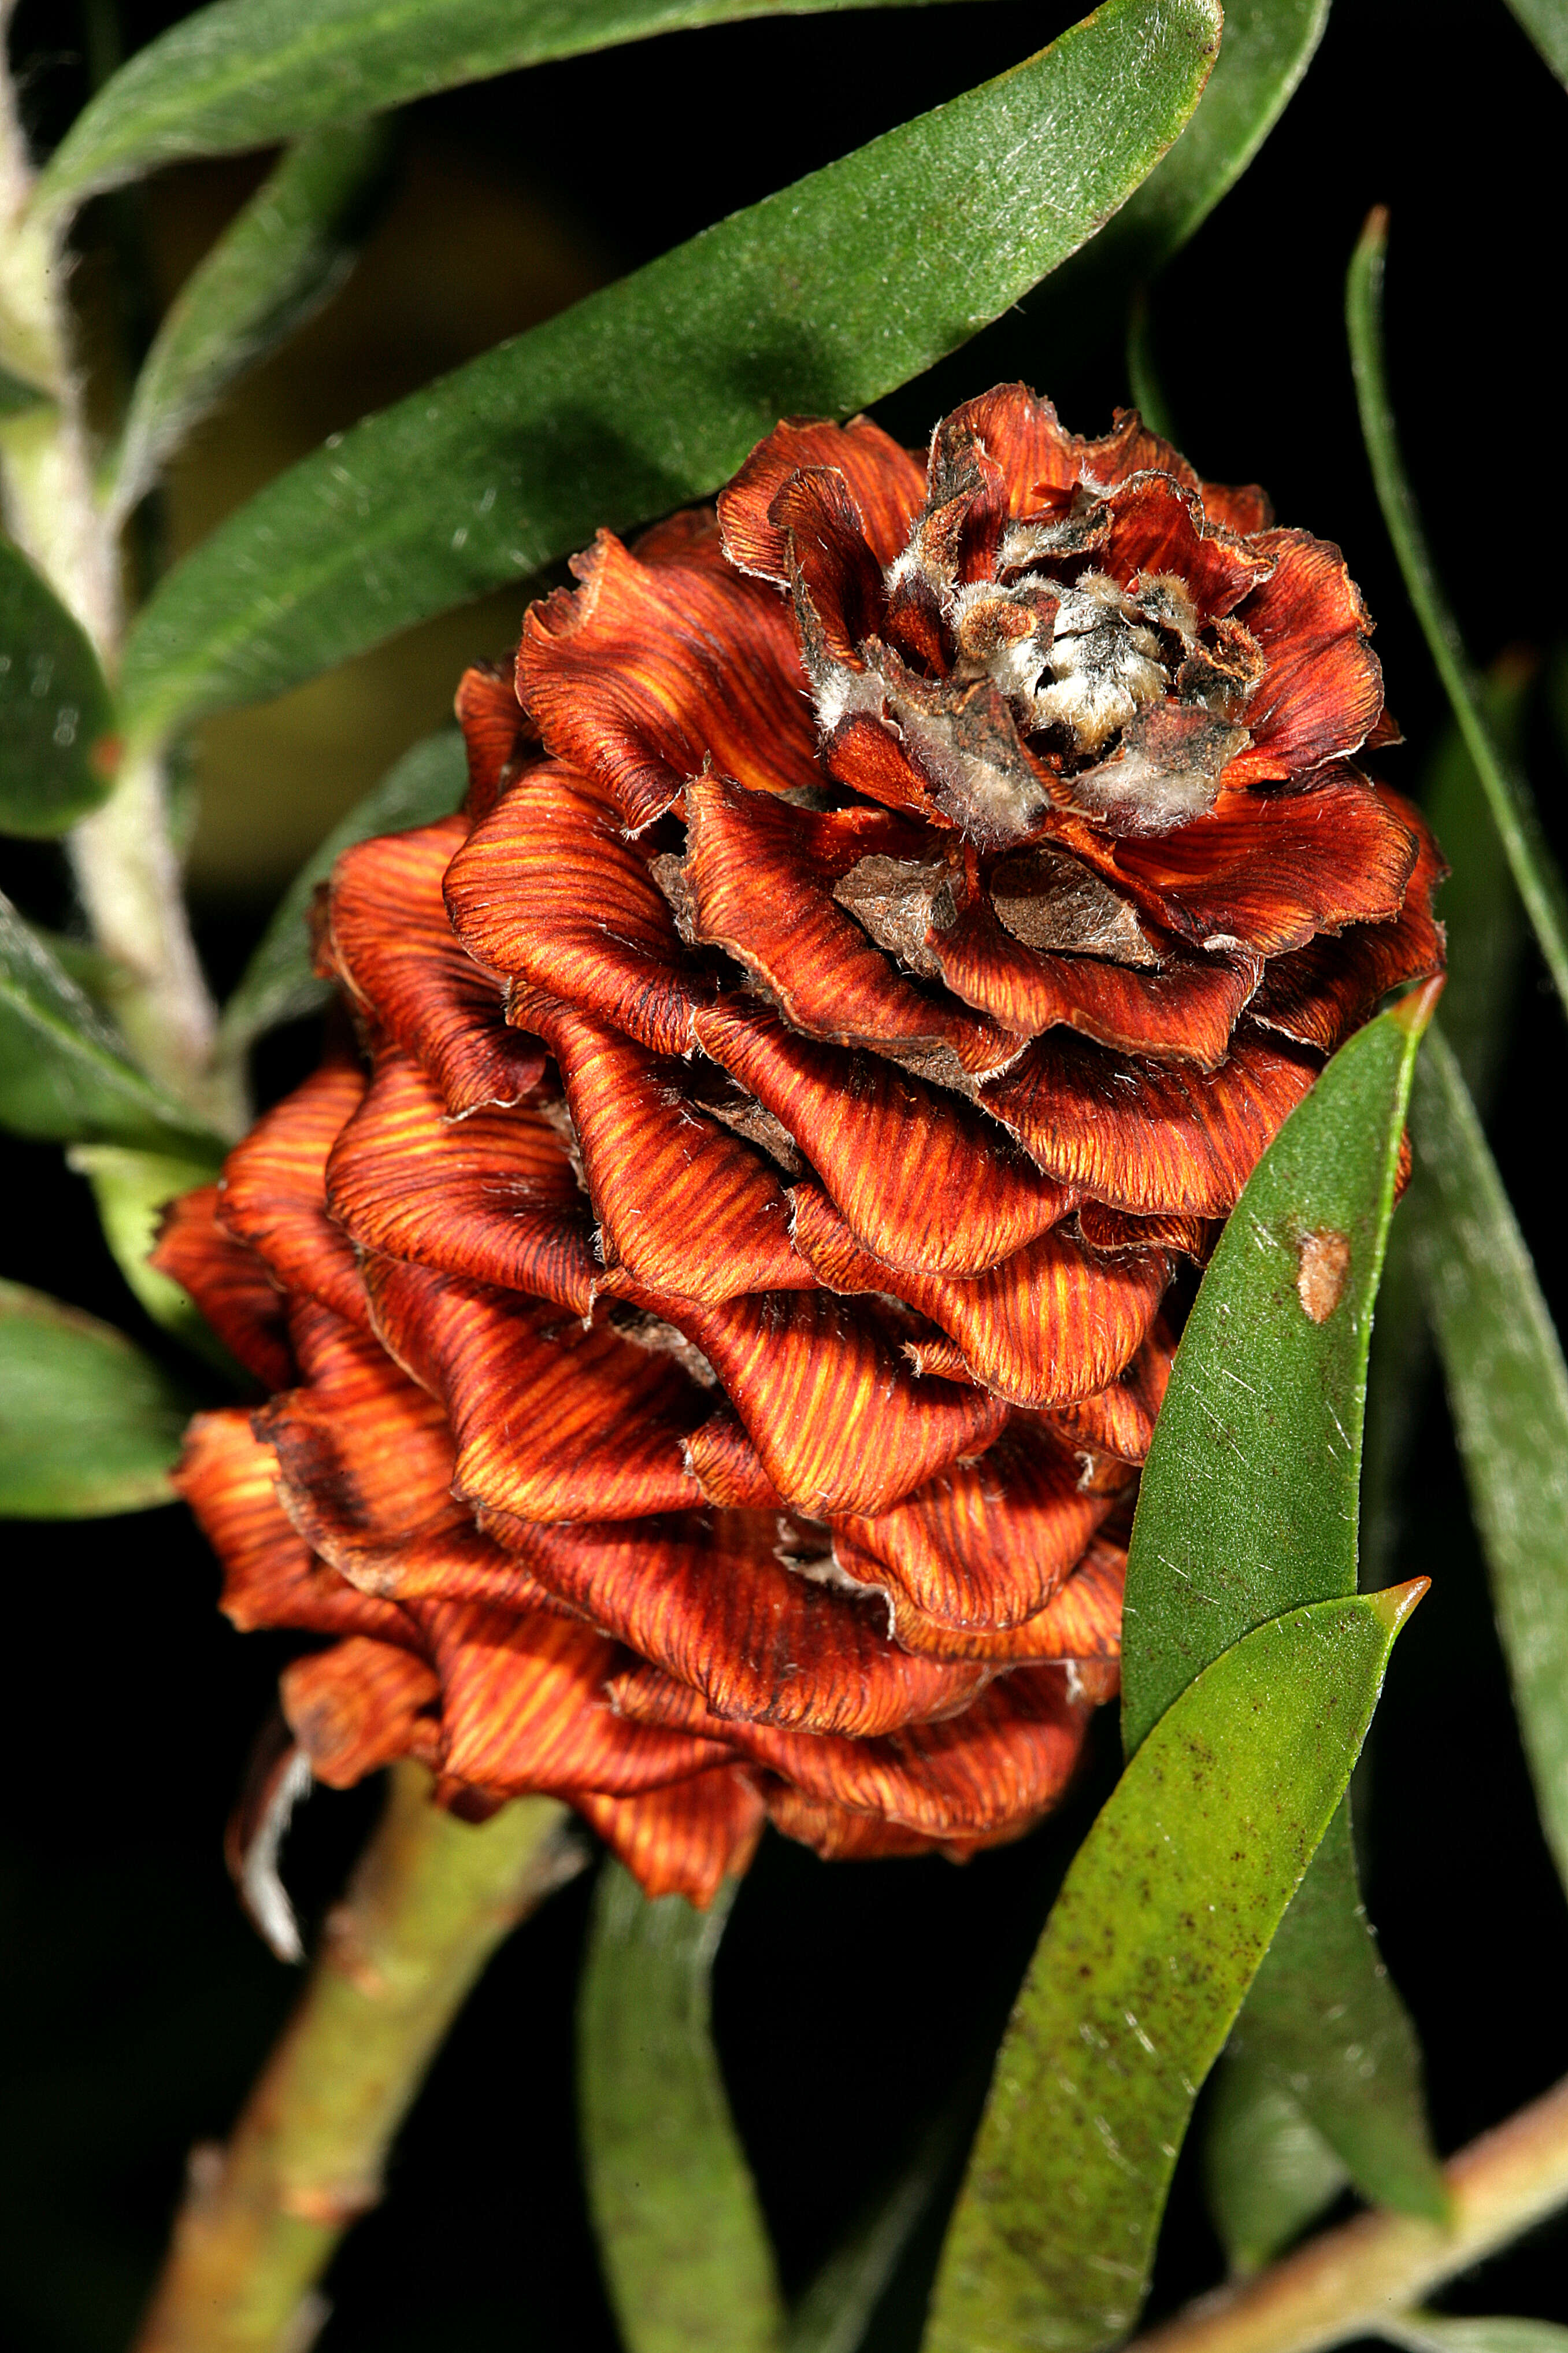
(25, 925), (125, 1002)
(925, 1584), (1426, 2353)
(579, 1862), (783, 2353)
(0, 1278), (194, 1517)
(1124, 288), (1180, 446)
(1408, 1027), (1568, 1901)
(786, 2106), (969, 2353)
(220, 727), (468, 1053)
(0, 890), (225, 1155)
(35, 0), (993, 215)
(1118, 992), (1444, 2225)
(1217, 1804), (1445, 2228)
(68, 1144), (239, 1372)
(1203, 2045), (1349, 2277)
(1415, 662), (1530, 1119)
(119, 0), (1222, 742)
(0, 364), (49, 415)
(1502, 0), (1568, 89)
(0, 539), (117, 836)
(1122, 992), (1436, 1743)
(1347, 208), (1568, 1025)
(1360, 662), (1530, 1593)
(1031, 0), (1329, 365)
(106, 117), (395, 526)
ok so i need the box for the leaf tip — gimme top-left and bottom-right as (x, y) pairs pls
(1357, 202), (1391, 261)
(1389, 972), (1444, 1039)
(1369, 1575), (1429, 1636)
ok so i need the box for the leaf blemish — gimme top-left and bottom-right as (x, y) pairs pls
(1296, 1228), (1351, 1323)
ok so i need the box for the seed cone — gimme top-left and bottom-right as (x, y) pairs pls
(160, 386), (1443, 1905)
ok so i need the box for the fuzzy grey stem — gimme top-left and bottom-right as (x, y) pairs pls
(1, 48), (234, 1128)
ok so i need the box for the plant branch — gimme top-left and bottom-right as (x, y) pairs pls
(1, 47), (236, 1126)
(1131, 2075), (1568, 2353)
(132, 1768), (581, 2353)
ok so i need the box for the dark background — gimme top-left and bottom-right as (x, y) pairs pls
(5, 1), (1568, 2347)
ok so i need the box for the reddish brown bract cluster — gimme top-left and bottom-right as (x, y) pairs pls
(160, 386), (1443, 1906)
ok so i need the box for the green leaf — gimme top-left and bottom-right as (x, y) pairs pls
(106, 119), (395, 526)
(1032, 0), (1329, 360)
(1348, 209), (1568, 1027)
(1220, 1803), (1444, 2223)
(1122, 992), (1436, 1750)
(1203, 2049), (1348, 2276)
(0, 538), (117, 837)
(118, 0), (1222, 742)
(1124, 288), (1180, 446)
(1419, 660), (1531, 1116)
(35, 0), (991, 215)
(925, 1584), (1426, 2353)
(219, 726), (468, 1053)
(1502, 0), (1568, 87)
(25, 925), (126, 1004)
(1360, 663), (1532, 1588)
(579, 1862), (783, 2353)
(1384, 2319), (1568, 2353)
(67, 1145), (236, 1371)
(787, 2108), (967, 2353)
(0, 890), (224, 1154)
(1119, 993), (1444, 2222)
(0, 1278), (193, 1516)
(0, 364), (49, 417)
(1407, 1027), (1568, 1901)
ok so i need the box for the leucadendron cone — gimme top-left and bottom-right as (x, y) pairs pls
(158, 385), (1442, 1902)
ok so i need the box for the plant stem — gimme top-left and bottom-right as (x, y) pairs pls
(1131, 2074), (1568, 2353)
(69, 739), (243, 1118)
(1, 46), (238, 1128)
(132, 1769), (580, 2353)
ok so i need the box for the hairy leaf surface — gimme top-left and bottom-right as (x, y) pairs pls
(787, 2109), (967, 2353)
(0, 1278), (192, 1516)
(1502, 0), (1568, 88)
(1360, 665), (1530, 1596)
(1409, 1029), (1568, 1900)
(37, 0), (990, 210)
(1031, 0), (1328, 361)
(0, 539), (116, 836)
(1348, 210), (1568, 1026)
(1218, 1806), (1444, 2223)
(119, 0), (1221, 740)
(0, 893), (224, 1153)
(1203, 2049), (1348, 2275)
(69, 1145), (242, 1371)
(579, 1863), (783, 2353)
(1421, 665), (1531, 1113)
(0, 365), (49, 414)
(1121, 993), (1443, 2223)
(1122, 993), (1434, 1745)
(107, 119), (395, 523)
(926, 1586), (1425, 2353)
